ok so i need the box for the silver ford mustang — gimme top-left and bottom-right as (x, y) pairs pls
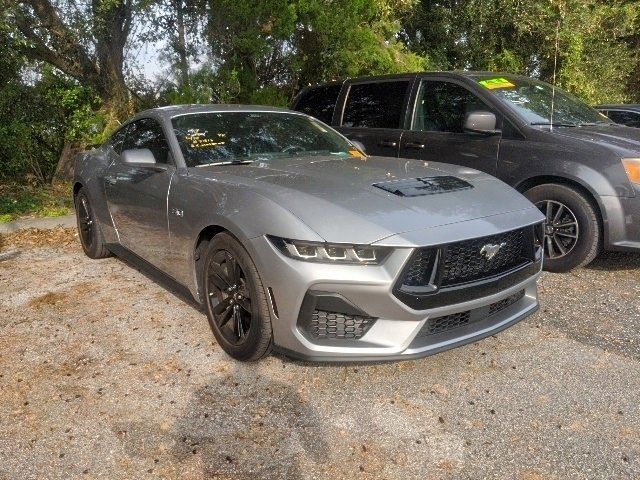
(73, 105), (545, 361)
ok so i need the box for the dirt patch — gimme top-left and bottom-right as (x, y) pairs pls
(0, 226), (78, 251)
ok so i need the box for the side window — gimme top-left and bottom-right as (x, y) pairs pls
(608, 110), (640, 128)
(108, 126), (128, 154)
(342, 81), (410, 129)
(414, 81), (492, 133)
(122, 118), (171, 164)
(294, 84), (342, 124)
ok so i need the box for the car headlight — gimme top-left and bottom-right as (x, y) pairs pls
(267, 236), (391, 264)
(622, 158), (640, 184)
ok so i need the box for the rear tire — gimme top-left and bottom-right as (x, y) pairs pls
(524, 184), (601, 272)
(202, 233), (273, 361)
(75, 188), (110, 259)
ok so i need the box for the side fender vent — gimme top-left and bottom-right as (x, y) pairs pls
(373, 176), (473, 197)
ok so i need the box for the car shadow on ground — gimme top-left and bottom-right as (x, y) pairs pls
(169, 363), (331, 479)
(585, 251), (640, 271)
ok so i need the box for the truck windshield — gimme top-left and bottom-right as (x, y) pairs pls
(172, 111), (357, 167)
(475, 76), (612, 127)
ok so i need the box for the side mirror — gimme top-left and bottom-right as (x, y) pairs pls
(464, 111), (499, 135)
(350, 140), (366, 154)
(121, 148), (157, 165)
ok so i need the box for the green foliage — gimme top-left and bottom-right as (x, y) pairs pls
(0, 184), (72, 222)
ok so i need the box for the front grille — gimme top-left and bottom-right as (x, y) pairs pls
(402, 249), (435, 287)
(440, 228), (529, 286)
(310, 310), (375, 340)
(418, 289), (525, 337)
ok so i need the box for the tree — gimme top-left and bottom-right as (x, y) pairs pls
(11, 0), (142, 118)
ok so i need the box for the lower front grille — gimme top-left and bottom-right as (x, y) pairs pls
(310, 310), (375, 340)
(418, 289), (525, 337)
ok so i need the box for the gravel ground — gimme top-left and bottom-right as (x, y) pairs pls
(1, 229), (639, 480)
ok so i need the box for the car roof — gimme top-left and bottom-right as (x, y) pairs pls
(594, 104), (640, 111)
(133, 104), (292, 121)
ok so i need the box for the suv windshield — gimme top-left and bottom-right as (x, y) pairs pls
(475, 75), (611, 126)
(172, 111), (356, 167)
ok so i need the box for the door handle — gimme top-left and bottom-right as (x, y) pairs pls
(378, 140), (398, 148)
(404, 142), (425, 150)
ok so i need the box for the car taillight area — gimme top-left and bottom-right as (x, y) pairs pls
(394, 225), (543, 310)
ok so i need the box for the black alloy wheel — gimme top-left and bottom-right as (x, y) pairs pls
(202, 233), (273, 361)
(75, 187), (110, 259)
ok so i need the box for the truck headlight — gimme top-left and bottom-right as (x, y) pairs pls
(267, 236), (391, 264)
(622, 158), (640, 184)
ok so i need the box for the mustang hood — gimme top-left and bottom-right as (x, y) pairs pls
(198, 156), (540, 244)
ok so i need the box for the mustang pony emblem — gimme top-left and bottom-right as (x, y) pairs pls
(480, 242), (507, 260)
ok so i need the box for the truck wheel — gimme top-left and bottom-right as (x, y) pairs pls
(524, 184), (601, 272)
(75, 188), (111, 259)
(202, 233), (273, 361)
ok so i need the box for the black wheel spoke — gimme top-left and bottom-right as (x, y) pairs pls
(213, 296), (232, 315)
(218, 303), (234, 327)
(233, 307), (245, 339)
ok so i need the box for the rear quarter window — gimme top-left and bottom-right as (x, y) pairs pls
(293, 84), (342, 124)
(341, 81), (410, 129)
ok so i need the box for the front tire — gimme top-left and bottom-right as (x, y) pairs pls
(524, 184), (601, 272)
(202, 233), (273, 361)
(75, 188), (110, 259)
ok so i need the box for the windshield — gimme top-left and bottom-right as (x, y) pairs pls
(172, 111), (358, 167)
(475, 76), (611, 126)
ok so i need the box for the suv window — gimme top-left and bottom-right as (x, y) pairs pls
(122, 118), (171, 164)
(294, 84), (342, 124)
(415, 81), (491, 133)
(342, 81), (410, 129)
(607, 110), (640, 128)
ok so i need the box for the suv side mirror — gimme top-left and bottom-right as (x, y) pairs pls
(121, 148), (157, 165)
(464, 111), (499, 135)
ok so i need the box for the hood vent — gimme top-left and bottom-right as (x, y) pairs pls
(373, 176), (473, 197)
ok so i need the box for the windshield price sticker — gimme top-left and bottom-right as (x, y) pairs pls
(479, 77), (516, 90)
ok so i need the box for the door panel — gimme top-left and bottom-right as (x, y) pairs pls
(104, 117), (174, 271)
(400, 79), (500, 175)
(336, 79), (413, 158)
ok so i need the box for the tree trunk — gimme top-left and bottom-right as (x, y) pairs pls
(54, 142), (83, 182)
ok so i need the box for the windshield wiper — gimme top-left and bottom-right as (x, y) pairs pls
(530, 122), (577, 127)
(196, 160), (255, 167)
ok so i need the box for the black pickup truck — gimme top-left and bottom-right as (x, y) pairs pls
(292, 72), (640, 272)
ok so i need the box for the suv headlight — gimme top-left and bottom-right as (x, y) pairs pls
(267, 236), (391, 264)
(622, 158), (640, 184)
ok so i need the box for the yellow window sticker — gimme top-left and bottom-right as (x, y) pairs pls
(349, 149), (366, 158)
(479, 77), (516, 90)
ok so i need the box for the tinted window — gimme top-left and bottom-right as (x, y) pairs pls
(607, 110), (640, 127)
(294, 84), (342, 124)
(122, 118), (171, 164)
(476, 75), (609, 126)
(342, 81), (409, 129)
(172, 112), (355, 167)
(108, 126), (128, 154)
(415, 81), (491, 133)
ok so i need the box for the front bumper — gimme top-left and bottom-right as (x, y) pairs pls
(248, 234), (542, 362)
(601, 190), (640, 251)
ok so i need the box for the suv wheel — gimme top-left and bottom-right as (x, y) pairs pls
(524, 184), (601, 272)
(202, 233), (273, 361)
